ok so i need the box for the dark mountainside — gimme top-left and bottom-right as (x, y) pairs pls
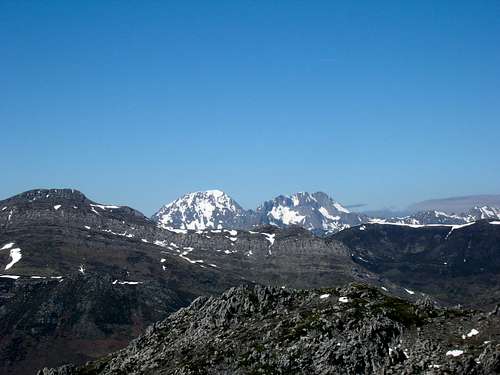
(333, 221), (500, 307)
(41, 284), (500, 375)
(1, 188), (500, 374)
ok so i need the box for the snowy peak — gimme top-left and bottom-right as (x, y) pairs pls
(152, 190), (255, 230)
(258, 192), (362, 234)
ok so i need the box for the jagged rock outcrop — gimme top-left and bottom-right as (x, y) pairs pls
(40, 283), (500, 374)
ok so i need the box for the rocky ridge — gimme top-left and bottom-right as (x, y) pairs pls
(40, 283), (500, 374)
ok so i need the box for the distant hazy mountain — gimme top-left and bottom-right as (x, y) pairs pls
(374, 206), (500, 226)
(409, 194), (500, 214)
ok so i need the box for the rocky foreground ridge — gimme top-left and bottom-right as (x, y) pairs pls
(41, 283), (500, 375)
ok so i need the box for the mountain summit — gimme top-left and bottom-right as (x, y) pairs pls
(152, 190), (258, 230)
(257, 192), (366, 235)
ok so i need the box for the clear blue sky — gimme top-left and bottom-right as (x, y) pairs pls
(1, 1), (499, 215)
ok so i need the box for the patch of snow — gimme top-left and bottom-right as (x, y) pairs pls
(381, 286), (388, 291)
(333, 202), (350, 213)
(30, 276), (45, 279)
(78, 265), (85, 274)
(319, 293), (330, 299)
(179, 254), (204, 264)
(262, 233), (276, 246)
(160, 258), (166, 263)
(1, 206), (6, 211)
(268, 205), (306, 225)
(404, 288), (415, 295)
(102, 229), (135, 238)
(90, 204), (120, 210)
(90, 206), (101, 215)
(339, 297), (349, 303)
(318, 207), (341, 221)
(1, 243), (15, 250)
(489, 221), (500, 225)
(0, 275), (20, 279)
(84, 226), (91, 230)
(53, 205), (62, 210)
(5, 248), (21, 270)
(166, 228), (188, 234)
(446, 350), (464, 357)
(464, 329), (479, 338)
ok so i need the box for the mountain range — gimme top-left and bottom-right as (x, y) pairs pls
(1, 188), (500, 374)
(152, 190), (500, 234)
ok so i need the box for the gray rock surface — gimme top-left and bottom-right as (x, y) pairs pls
(40, 283), (500, 374)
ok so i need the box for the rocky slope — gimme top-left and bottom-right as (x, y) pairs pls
(40, 283), (500, 375)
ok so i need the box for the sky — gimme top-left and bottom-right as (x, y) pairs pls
(1, 1), (499, 215)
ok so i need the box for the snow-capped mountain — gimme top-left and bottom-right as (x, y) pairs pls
(152, 190), (366, 234)
(257, 192), (366, 235)
(152, 190), (258, 230)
